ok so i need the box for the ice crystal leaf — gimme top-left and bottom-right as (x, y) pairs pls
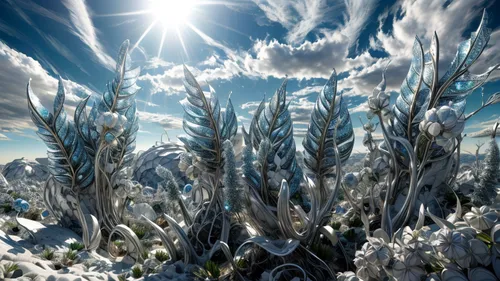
(220, 95), (238, 141)
(115, 103), (139, 169)
(179, 65), (222, 171)
(439, 11), (491, 85)
(436, 11), (498, 114)
(96, 40), (140, 169)
(302, 70), (354, 177)
(253, 79), (302, 197)
(392, 36), (430, 139)
(27, 78), (94, 190)
(74, 97), (99, 157)
(98, 40), (140, 115)
(250, 98), (266, 150)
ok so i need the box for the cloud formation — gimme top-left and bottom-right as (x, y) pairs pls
(0, 41), (93, 135)
(61, 0), (116, 70)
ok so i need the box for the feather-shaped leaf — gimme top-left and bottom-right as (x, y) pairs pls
(27, 78), (94, 190)
(255, 79), (302, 196)
(435, 11), (497, 113)
(393, 36), (430, 139)
(74, 97), (99, 157)
(250, 98), (266, 150)
(98, 40), (140, 115)
(96, 40), (141, 169)
(439, 10), (491, 85)
(221, 94), (238, 141)
(114, 103), (139, 169)
(302, 70), (354, 177)
(179, 66), (222, 171)
(437, 65), (499, 115)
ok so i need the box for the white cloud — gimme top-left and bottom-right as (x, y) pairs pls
(0, 133), (10, 141)
(61, 0), (115, 70)
(0, 41), (93, 134)
(139, 60), (244, 96)
(136, 111), (183, 130)
(291, 85), (322, 97)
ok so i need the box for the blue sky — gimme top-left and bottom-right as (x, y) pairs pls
(1, 0), (500, 164)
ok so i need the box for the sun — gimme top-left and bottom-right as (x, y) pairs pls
(151, 0), (195, 27)
(101, 0), (244, 59)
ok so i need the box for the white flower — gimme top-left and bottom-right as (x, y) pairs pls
(368, 91), (390, 113)
(431, 228), (471, 268)
(392, 254), (426, 281)
(419, 106), (465, 150)
(363, 237), (392, 266)
(267, 154), (291, 188)
(463, 206), (498, 230)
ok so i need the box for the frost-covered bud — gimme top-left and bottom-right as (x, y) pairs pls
(95, 112), (128, 140)
(13, 198), (30, 213)
(368, 91), (390, 113)
(343, 173), (359, 189)
(419, 106), (465, 142)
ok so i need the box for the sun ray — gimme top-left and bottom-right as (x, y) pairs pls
(95, 10), (152, 18)
(186, 23), (234, 57)
(132, 20), (158, 51)
(176, 26), (189, 60)
(158, 29), (167, 58)
(199, 17), (250, 39)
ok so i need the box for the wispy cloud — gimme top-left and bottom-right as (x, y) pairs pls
(251, 0), (344, 45)
(61, 0), (115, 70)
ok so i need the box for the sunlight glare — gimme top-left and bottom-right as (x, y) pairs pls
(151, 0), (195, 27)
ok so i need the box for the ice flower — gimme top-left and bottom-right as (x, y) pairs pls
(431, 227), (471, 268)
(463, 206), (498, 230)
(392, 254), (426, 281)
(178, 152), (200, 180)
(368, 88), (390, 114)
(354, 245), (380, 280)
(267, 154), (291, 188)
(363, 237), (392, 266)
(13, 198), (30, 213)
(419, 106), (465, 149)
(96, 112), (128, 145)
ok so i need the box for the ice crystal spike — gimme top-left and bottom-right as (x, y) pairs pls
(302, 69), (354, 177)
(27, 78), (94, 190)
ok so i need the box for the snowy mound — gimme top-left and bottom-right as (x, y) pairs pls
(2, 158), (49, 182)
